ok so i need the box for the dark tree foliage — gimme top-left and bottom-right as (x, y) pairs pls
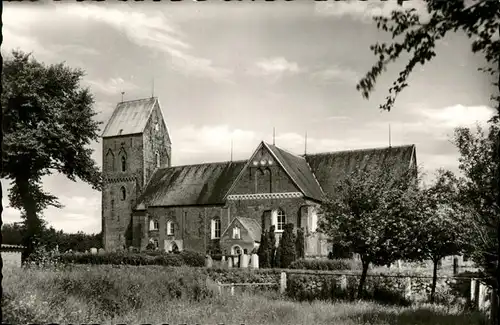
(278, 223), (297, 269)
(2, 50), (102, 260)
(1, 222), (102, 252)
(269, 225), (277, 268)
(319, 158), (418, 298)
(295, 227), (305, 260)
(407, 169), (467, 303)
(257, 230), (270, 268)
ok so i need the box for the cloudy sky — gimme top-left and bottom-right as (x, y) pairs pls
(2, 0), (496, 234)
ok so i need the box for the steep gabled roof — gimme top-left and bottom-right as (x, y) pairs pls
(137, 160), (247, 207)
(102, 97), (157, 138)
(236, 217), (262, 242)
(265, 143), (324, 201)
(220, 217), (262, 243)
(304, 144), (416, 197)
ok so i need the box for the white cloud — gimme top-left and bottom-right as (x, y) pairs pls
(315, 0), (429, 23)
(311, 65), (361, 85)
(85, 77), (138, 96)
(415, 104), (495, 128)
(249, 57), (302, 82)
(60, 4), (231, 83)
(174, 124), (258, 163)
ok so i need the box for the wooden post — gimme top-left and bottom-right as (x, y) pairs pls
(453, 257), (458, 275)
(230, 284), (235, 296)
(340, 275), (347, 291)
(280, 272), (287, 294)
(404, 277), (412, 301)
(471, 279), (477, 308)
(491, 287), (498, 325)
(479, 283), (487, 311)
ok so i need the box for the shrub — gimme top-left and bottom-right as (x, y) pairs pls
(56, 250), (205, 267)
(289, 259), (351, 271)
(179, 250), (205, 267)
(269, 226), (277, 268)
(278, 223), (296, 268)
(295, 228), (305, 260)
(257, 230), (270, 268)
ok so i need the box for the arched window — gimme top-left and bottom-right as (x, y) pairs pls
(150, 219), (159, 231)
(155, 151), (160, 168)
(120, 186), (126, 201)
(105, 149), (115, 172)
(277, 209), (286, 232)
(211, 218), (221, 239)
(167, 221), (174, 236)
(121, 156), (127, 172)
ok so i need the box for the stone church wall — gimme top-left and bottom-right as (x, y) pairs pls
(142, 206), (226, 253)
(102, 134), (144, 251)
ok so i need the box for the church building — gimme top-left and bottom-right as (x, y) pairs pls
(101, 97), (417, 257)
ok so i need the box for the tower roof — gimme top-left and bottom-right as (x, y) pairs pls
(102, 97), (158, 138)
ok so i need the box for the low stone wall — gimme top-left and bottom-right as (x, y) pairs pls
(284, 271), (486, 307)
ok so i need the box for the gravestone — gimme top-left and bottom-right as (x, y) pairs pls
(205, 255), (213, 268)
(250, 254), (259, 269)
(90, 247), (97, 255)
(98, 248), (105, 255)
(241, 254), (249, 268)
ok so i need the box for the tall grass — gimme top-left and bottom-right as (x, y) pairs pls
(2, 265), (486, 325)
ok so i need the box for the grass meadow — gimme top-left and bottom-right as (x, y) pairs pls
(2, 264), (487, 325)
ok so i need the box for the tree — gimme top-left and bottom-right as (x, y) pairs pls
(295, 227), (305, 260)
(453, 124), (500, 283)
(318, 158), (418, 298)
(278, 223), (297, 268)
(356, 1), (499, 318)
(407, 169), (467, 303)
(269, 225), (277, 268)
(2, 50), (102, 261)
(257, 230), (270, 268)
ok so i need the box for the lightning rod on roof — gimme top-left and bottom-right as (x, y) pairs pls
(230, 137), (234, 162)
(152, 77), (155, 98)
(273, 127), (276, 146)
(305, 131), (308, 155)
(389, 124), (392, 148)
(121, 91), (125, 103)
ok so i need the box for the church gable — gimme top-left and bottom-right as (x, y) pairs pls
(225, 142), (301, 197)
(220, 217), (261, 244)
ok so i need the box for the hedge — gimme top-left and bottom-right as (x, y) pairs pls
(57, 250), (205, 267)
(289, 258), (351, 271)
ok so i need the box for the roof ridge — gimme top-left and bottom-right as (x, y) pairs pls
(158, 159), (248, 170)
(118, 97), (157, 105)
(303, 144), (415, 157)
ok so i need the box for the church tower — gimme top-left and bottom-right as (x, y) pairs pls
(101, 97), (171, 251)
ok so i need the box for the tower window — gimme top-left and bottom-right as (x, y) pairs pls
(121, 156), (127, 172)
(120, 186), (126, 201)
(155, 122), (160, 131)
(155, 151), (160, 168)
